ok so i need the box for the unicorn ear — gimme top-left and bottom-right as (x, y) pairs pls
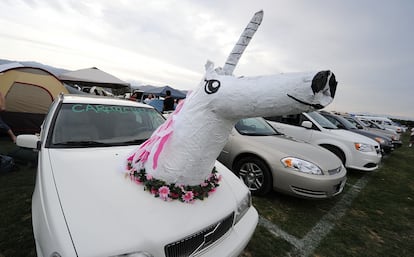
(205, 60), (215, 72)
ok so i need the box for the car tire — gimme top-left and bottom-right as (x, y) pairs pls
(234, 157), (272, 196)
(320, 144), (346, 165)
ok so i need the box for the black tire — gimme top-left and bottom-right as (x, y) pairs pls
(234, 157), (272, 196)
(321, 144), (346, 165)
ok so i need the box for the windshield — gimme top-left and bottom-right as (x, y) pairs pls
(307, 112), (338, 129)
(360, 119), (384, 129)
(50, 103), (165, 147)
(336, 115), (358, 129)
(235, 117), (280, 136)
(343, 116), (364, 129)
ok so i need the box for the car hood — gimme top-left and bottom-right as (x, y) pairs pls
(244, 135), (343, 170)
(327, 129), (380, 145)
(47, 147), (245, 256)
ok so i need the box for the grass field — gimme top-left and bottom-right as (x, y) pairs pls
(0, 133), (413, 257)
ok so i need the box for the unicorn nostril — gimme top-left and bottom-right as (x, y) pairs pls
(311, 70), (329, 95)
(329, 73), (337, 98)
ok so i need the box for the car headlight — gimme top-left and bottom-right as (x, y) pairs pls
(234, 191), (251, 224)
(354, 143), (374, 152)
(374, 137), (385, 144)
(113, 252), (153, 257)
(281, 157), (323, 175)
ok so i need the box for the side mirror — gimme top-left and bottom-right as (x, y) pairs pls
(301, 121), (313, 129)
(16, 135), (40, 150)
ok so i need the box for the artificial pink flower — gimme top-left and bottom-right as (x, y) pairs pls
(200, 182), (208, 187)
(170, 192), (179, 199)
(150, 188), (158, 195)
(133, 177), (142, 185)
(146, 174), (153, 180)
(209, 187), (217, 195)
(158, 186), (170, 200)
(182, 191), (194, 203)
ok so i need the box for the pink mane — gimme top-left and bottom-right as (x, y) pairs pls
(128, 100), (185, 170)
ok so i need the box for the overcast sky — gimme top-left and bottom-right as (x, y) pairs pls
(1, 0), (413, 119)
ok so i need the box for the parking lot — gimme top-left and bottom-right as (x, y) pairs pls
(1, 133), (413, 257)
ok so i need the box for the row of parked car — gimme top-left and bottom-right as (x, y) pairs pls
(217, 111), (403, 200)
(15, 94), (404, 257)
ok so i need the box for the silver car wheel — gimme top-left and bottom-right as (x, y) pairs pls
(239, 162), (264, 192)
(234, 156), (272, 196)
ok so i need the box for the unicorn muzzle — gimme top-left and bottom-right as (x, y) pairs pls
(286, 70), (337, 110)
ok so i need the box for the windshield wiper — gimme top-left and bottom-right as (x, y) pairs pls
(241, 132), (276, 136)
(121, 139), (147, 145)
(53, 141), (112, 147)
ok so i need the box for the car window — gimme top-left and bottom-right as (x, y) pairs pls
(235, 117), (280, 136)
(49, 103), (165, 147)
(338, 116), (357, 129)
(365, 120), (383, 129)
(343, 116), (364, 129)
(265, 114), (301, 126)
(307, 112), (337, 129)
(323, 115), (342, 127)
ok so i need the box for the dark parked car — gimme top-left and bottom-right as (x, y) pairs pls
(320, 112), (394, 154)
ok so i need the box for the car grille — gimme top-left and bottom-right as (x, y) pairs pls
(164, 212), (235, 257)
(291, 186), (326, 197)
(328, 166), (342, 175)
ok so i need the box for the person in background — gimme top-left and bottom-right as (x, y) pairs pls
(409, 128), (414, 148)
(129, 92), (139, 102)
(163, 90), (175, 112)
(144, 94), (154, 104)
(0, 92), (17, 143)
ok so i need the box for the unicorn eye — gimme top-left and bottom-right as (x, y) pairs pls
(204, 79), (221, 94)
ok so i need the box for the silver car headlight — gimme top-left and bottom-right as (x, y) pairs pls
(234, 191), (251, 224)
(354, 143), (375, 152)
(281, 157), (323, 175)
(113, 252), (153, 257)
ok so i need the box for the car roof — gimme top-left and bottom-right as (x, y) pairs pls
(60, 94), (153, 108)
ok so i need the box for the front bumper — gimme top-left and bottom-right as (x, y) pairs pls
(273, 167), (347, 199)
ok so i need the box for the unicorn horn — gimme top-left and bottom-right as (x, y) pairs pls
(222, 10), (264, 75)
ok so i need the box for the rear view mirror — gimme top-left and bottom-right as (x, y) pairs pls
(301, 121), (313, 129)
(16, 135), (40, 150)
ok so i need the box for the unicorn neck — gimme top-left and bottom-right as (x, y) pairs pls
(144, 110), (235, 185)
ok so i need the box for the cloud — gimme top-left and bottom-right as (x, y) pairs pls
(1, 0), (413, 118)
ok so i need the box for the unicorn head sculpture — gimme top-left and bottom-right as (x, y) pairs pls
(127, 10), (338, 192)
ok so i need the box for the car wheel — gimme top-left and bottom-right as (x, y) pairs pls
(234, 157), (272, 196)
(320, 144), (346, 165)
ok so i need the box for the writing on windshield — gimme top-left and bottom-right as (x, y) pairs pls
(72, 104), (146, 114)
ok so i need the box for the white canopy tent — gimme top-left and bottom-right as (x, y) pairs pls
(58, 67), (130, 95)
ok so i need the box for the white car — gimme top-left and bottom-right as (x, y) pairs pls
(17, 94), (258, 257)
(355, 115), (403, 134)
(355, 115), (403, 133)
(265, 111), (382, 171)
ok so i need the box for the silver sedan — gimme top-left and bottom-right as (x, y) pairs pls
(218, 117), (347, 198)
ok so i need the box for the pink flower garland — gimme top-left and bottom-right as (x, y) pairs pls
(126, 161), (221, 203)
